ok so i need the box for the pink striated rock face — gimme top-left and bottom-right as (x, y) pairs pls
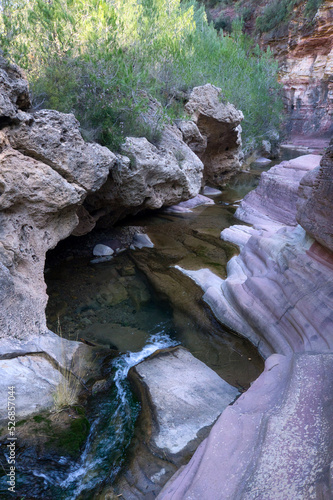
(236, 154), (321, 227)
(297, 138), (333, 251)
(162, 151), (333, 499)
(159, 352), (333, 500)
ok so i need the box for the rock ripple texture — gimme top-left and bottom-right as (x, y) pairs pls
(159, 150), (333, 498)
(297, 138), (333, 251)
(159, 353), (333, 500)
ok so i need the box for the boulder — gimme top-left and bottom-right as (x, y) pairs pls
(129, 346), (239, 463)
(93, 244), (114, 256)
(0, 55), (30, 120)
(0, 355), (65, 422)
(7, 109), (115, 192)
(297, 138), (333, 252)
(85, 129), (204, 225)
(176, 120), (207, 154)
(184, 84), (244, 187)
(0, 331), (95, 424)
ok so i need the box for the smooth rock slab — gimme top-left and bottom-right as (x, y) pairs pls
(0, 355), (65, 423)
(130, 347), (239, 458)
(164, 194), (214, 214)
(236, 154), (321, 227)
(158, 352), (333, 500)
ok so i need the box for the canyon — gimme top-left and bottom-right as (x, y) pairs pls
(0, 29), (333, 498)
(207, 0), (333, 139)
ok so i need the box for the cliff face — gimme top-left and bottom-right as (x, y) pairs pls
(205, 0), (333, 138)
(267, 0), (333, 137)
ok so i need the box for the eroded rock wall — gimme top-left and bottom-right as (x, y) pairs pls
(159, 146), (333, 499)
(274, 0), (333, 136)
(297, 138), (333, 251)
(204, 0), (333, 137)
(180, 84), (244, 187)
(0, 61), (115, 341)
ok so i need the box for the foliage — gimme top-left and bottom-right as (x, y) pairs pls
(255, 0), (322, 33)
(0, 0), (283, 151)
(214, 14), (233, 33)
(255, 0), (297, 33)
(304, 0), (323, 19)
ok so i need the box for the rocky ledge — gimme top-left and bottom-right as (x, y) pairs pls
(161, 143), (333, 498)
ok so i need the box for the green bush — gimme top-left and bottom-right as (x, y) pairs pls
(214, 14), (233, 33)
(256, 0), (292, 33)
(0, 0), (283, 152)
(255, 0), (320, 33)
(304, 0), (323, 19)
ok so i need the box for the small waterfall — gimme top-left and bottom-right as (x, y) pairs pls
(33, 327), (178, 499)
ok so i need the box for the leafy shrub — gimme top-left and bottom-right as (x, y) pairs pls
(255, 0), (321, 33)
(214, 14), (233, 33)
(256, 0), (292, 33)
(0, 0), (283, 152)
(304, 0), (323, 19)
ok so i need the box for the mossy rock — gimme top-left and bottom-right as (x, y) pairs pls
(51, 416), (90, 456)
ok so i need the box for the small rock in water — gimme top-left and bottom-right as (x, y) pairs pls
(93, 244), (114, 257)
(131, 233), (154, 249)
(254, 157), (272, 165)
(202, 186), (222, 196)
(165, 194), (214, 214)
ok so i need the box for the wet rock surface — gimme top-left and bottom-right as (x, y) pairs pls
(236, 154), (321, 227)
(159, 352), (333, 500)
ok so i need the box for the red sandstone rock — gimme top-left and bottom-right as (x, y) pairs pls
(297, 138), (333, 251)
(159, 353), (333, 499)
(166, 152), (333, 499)
(236, 154), (321, 227)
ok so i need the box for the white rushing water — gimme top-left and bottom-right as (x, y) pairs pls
(57, 327), (178, 499)
(113, 330), (178, 405)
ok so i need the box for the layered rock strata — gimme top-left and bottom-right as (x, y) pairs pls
(160, 149), (333, 498)
(278, 0), (333, 136)
(236, 154), (321, 227)
(159, 352), (333, 499)
(297, 139), (333, 251)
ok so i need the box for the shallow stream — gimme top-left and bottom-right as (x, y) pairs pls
(4, 149), (305, 499)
